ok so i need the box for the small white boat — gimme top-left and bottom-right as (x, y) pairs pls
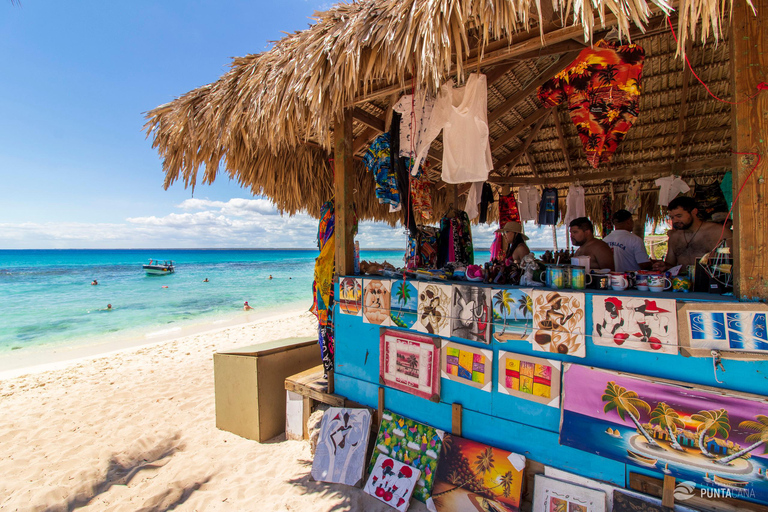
(143, 260), (175, 275)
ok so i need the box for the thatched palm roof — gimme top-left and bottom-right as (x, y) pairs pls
(145, 0), (750, 225)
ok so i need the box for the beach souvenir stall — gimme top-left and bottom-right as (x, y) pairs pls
(146, 0), (768, 509)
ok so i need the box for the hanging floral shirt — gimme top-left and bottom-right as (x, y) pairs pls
(362, 133), (401, 211)
(537, 40), (645, 168)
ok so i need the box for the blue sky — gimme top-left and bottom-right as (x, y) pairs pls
(0, 1), (565, 249)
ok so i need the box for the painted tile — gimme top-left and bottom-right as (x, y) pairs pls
(497, 351), (561, 407)
(533, 474), (607, 512)
(492, 288), (535, 343)
(679, 302), (768, 357)
(592, 296), (678, 354)
(380, 329), (440, 402)
(338, 277), (363, 316)
(527, 290), (586, 357)
(414, 282), (451, 337)
(390, 279), (419, 329)
(451, 284), (492, 344)
(364, 453), (421, 512)
(364, 278), (392, 326)
(440, 341), (492, 392)
(311, 407), (372, 486)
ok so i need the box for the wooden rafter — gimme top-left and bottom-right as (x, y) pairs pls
(494, 111), (551, 171)
(352, 127), (379, 154)
(525, 151), (540, 178)
(490, 106), (550, 151)
(353, 107), (385, 132)
(551, 108), (574, 176)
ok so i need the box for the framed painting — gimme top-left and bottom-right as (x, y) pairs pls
(678, 302), (768, 360)
(369, 409), (444, 509)
(338, 277), (362, 316)
(433, 434), (526, 512)
(560, 364), (768, 504)
(364, 453), (421, 512)
(492, 288), (535, 342)
(527, 290), (586, 357)
(592, 296), (678, 355)
(311, 407), (372, 486)
(497, 351), (561, 407)
(391, 279), (419, 329)
(414, 282), (452, 337)
(380, 328), (441, 402)
(532, 474), (607, 512)
(440, 341), (492, 392)
(364, 278), (392, 326)
(451, 284), (492, 344)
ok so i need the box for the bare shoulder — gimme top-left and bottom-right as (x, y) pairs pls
(667, 229), (683, 243)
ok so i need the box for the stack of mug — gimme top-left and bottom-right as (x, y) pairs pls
(540, 265), (691, 293)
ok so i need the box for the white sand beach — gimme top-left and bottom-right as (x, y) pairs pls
(0, 309), (427, 512)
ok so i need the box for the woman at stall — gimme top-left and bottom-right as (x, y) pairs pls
(496, 222), (531, 264)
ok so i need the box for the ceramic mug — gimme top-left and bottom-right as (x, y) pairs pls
(539, 265), (565, 289)
(592, 274), (610, 290)
(672, 275), (691, 293)
(636, 272), (651, 291)
(647, 273), (672, 292)
(610, 272), (629, 291)
(570, 266), (590, 290)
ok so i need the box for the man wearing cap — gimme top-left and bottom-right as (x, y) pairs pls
(603, 210), (652, 272)
(569, 217), (615, 271)
(496, 221), (531, 264)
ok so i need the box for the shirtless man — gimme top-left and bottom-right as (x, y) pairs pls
(652, 196), (732, 271)
(569, 217), (615, 271)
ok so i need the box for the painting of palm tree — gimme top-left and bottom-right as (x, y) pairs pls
(718, 415), (768, 464)
(690, 409), (730, 458)
(493, 290), (516, 336)
(492, 289), (532, 342)
(390, 280), (417, 328)
(601, 381), (659, 447)
(519, 293), (533, 337)
(649, 402), (685, 451)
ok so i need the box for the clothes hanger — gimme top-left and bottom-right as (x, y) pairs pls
(605, 26), (621, 42)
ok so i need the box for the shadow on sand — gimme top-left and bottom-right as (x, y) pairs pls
(43, 433), (187, 512)
(134, 474), (213, 512)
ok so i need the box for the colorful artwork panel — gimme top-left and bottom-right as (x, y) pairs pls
(591, 296), (678, 355)
(338, 277), (363, 316)
(497, 351), (561, 407)
(561, 364), (768, 504)
(391, 279), (419, 329)
(380, 329), (440, 401)
(451, 285), (492, 344)
(311, 407), (372, 486)
(527, 290), (586, 357)
(492, 288), (535, 342)
(433, 434), (526, 512)
(364, 453), (421, 512)
(440, 341), (492, 392)
(364, 279), (392, 325)
(369, 410), (444, 508)
(679, 302), (768, 359)
(415, 282), (451, 337)
(532, 475), (607, 512)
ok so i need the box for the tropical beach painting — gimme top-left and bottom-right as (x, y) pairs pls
(592, 296), (678, 355)
(492, 288), (534, 342)
(451, 285), (492, 344)
(380, 329), (440, 402)
(561, 364), (768, 502)
(391, 279), (419, 329)
(678, 302), (768, 357)
(527, 290), (586, 357)
(338, 277), (363, 316)
(364, 278), (392, 326)
(432, 434), (526, 512)
(440, 341), (492, 392)
(497, 351), (561, 407)
(415, 282), (452, 337)
(369, 410), (444, 509)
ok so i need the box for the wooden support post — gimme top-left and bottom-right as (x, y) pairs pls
(662, 475), (675, 508)
(326, 369), (334, 394)
(453, 185), (459, 208)
(378, 387), (385, 426)
(333, 111), (355, 278)
(452, 403), (463, 436)
(302, 396), (312, 440)
(731, 3), (768, 301)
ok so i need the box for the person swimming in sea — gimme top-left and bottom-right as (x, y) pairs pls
(268, 275), (273, 280)
(106, 304), (112, 310)
(243, 301), (253, 311)
(91, 280), (98, 285)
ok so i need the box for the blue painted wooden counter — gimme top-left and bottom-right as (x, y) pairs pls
(333, 278), (768, 491)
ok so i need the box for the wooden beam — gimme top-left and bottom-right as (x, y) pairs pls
(551, 108), (574, 176)
(488, 51), (579, 124)
(353, 107), (385, 132)
(674, 40), (693, 161)
(731, 0), (768, 301)
(490, 106), (550, 151)
(451, 403), (462, 436)
(377, 387), (385, 427)
(484, 62), (515, 85)
(662, 475), (675, 508)
(494, 111), (551, 170)
(352, 127), (379, 154)
(333, 110), (355, 277)
(489, 157), (732, 185)
(524, 151), (540, 178)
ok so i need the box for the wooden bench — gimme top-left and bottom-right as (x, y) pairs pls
(284, 365), (346, 439)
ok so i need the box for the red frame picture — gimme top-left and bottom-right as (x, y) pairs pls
(379, 328), (441, 402)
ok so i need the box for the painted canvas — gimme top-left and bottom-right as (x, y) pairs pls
(311, 407), (372, 486)
(339, 277), (363, 316)
(532, 474), (607, 512)
(492, 288), (535, 342)
(497, 351), (561, 407)
(415, 282), (452, 337)
(592, 296), (678, 354)
(679, 302), (768, 359)
(527, 290), (586, 357)
(451, 285), (492, 344)
(369, 410), (444, 509)
(441, 341), (492, 392)
(391, 279), (419, 329)
(561, 364), (768, 504)
(364, 278), (392, 325)
(365, 453), (421, 512)
(433, 434), (526, 512)
(380, 329), (440, 401)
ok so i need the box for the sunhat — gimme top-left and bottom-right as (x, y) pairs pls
(495, 221), (529, 240)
